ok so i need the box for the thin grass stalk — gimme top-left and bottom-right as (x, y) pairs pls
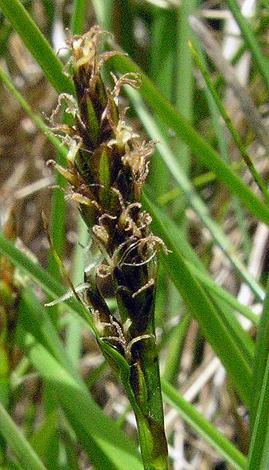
(189, 40), (269, 206)
(226, 0), (269, 95)
(175, 0), (196, 173)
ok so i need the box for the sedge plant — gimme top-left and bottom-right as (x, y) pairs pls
(47, 26), (169, 470)
(1, 1), (269, 470)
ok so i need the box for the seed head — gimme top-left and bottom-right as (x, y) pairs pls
(50, 27), (163, 345)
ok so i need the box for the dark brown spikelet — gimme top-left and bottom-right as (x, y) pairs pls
(50, 26), (164, 347)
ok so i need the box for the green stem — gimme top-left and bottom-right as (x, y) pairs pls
(100, 331), (169, 470)
(129, 340), (169, 470)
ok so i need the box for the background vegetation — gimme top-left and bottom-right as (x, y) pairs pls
(0, 0), (269, 469)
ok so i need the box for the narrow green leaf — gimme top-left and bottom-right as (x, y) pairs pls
(70, 0), (87, 35)
(0, 401), (46, 470)
(30, 410), (59, 463)
(174, 0), (197, 176)
(91, 0), (114, 30)
(65, 219), (89, 368)
(247, 279), (269, 469)
(163, 314), (191, 384)
(226, 0), (269, 95)
(189, 39), (269, 206)
(0, 0), (74, 95)
(149, 10), (176, 100)
(247, 356), (269, 469)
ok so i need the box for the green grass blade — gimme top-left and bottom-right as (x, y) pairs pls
(247, 279), (269, 469)
(247, 354), (269, 469)
(91, 0), (114, 31)
(109, 1), (136, 57)
(70, 0), (87, 35)
(0, 401), (47, 470)
(108, 51), (269, 227)
(175, 0), (196, 174)
(163, 313), (191, 384)
(251, 279), (269, 425)
(186, 261), (258, 327)
(0, 0), (74, 95)
(162, 380), (247, 470)
(176, 0), (196, 119)
(226, 0), (269, 95)
(46, 182), (66, 280)
(189, 40), (269, 206)
(29, 410), (59, 465)
(149, 10), (176, 100)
